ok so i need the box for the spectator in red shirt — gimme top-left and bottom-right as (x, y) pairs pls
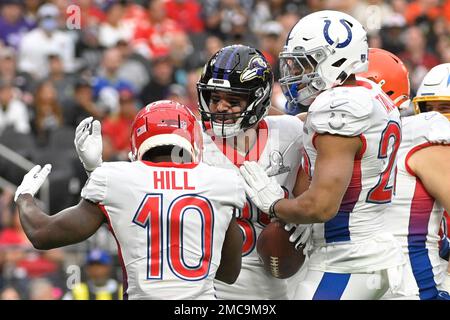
(0, 207), (65, 295)
(132, 0), (186, 60)
(73, 0), (106, 29)
(0, 208), (30, 247)
(120, 0), (148, 39)
(101, 87), (138, 159)
(164, 0), (204, 33)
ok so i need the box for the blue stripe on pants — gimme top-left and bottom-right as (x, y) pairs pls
(408, 247), (438, 300)
(312, 272), (351, 300)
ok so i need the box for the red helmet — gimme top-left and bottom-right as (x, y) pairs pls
(130, 100), (202, 162)
(359, 48), (411, 110)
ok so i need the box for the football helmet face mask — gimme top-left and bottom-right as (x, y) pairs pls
(197, 45), (274, 138)
(358, 48), (412, 110)
(279, 10), (368, 107)
(413, 63), (450, 120)
(130, 100), (203, 163)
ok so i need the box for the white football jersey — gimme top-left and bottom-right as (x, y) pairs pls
(303, 79), (405, 273)
(202, 116), (304, 299)
(81, 161), (246, 300)
(386, 111), (450, 299)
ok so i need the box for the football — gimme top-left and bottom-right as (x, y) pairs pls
(257, 220), (306, 279)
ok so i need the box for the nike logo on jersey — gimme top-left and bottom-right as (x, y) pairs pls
(424, 112), (437, 120)
(330, 100), (348, 109)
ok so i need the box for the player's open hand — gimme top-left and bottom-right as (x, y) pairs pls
(14, 164), (52, 202)
(239, 161), (284, 213)
(75, 117), (103, 172)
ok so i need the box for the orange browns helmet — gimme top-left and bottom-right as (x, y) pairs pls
(359, 48), (413, 111)
(130, 100), (203, 163)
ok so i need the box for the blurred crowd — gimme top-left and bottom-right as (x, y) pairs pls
(0, 0), (450, 300)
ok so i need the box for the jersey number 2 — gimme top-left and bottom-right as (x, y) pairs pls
(367, 121), (401, 203)
(133, 194), (214, 281)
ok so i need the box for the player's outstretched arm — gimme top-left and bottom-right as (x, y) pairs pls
(408, 144), (450, 288)
(215, 216), (243, 284)
(17, 195), (105, 250)
(15, 164), (105, 249)
(273, 134), (361, 224)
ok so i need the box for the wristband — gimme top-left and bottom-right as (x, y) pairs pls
(269, 199), (283, 220)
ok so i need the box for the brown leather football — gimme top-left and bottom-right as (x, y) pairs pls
(256, 220), (306, 279)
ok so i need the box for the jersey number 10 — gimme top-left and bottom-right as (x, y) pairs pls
(133, 194), (214, 281)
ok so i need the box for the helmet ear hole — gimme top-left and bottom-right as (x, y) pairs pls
(332, 58), (347, 68)
(336, 71), (348, 83)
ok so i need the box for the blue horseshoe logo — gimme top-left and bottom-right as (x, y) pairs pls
(323, 19), (352, 48)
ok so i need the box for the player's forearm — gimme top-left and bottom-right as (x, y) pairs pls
(215, 218), (243, 284)
(274, 192), (338, 224)
(16, 194), (53, 249)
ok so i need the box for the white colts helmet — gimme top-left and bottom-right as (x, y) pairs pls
(413, 63), (450, 120)
(279, 10), (369, 106)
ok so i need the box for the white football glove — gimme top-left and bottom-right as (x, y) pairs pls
(284, 223), (312, 250)
(74, 117), (103, 172)
(239, 161), (284, 213)
(14, 164), (52, 202)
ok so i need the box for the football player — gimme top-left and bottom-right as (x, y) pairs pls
(239, 11), (406, 299)
(197, 44), (308, 300)
(410, 63), (450, 298)
(359, 49), (450, 300)
(15, 101), (246, 300)
(75, 45), (309, 300)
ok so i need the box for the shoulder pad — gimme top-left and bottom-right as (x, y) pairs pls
(415, 112), (450, 144)
(308, 87), (372, 136)
(81, 163), (108, 203)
